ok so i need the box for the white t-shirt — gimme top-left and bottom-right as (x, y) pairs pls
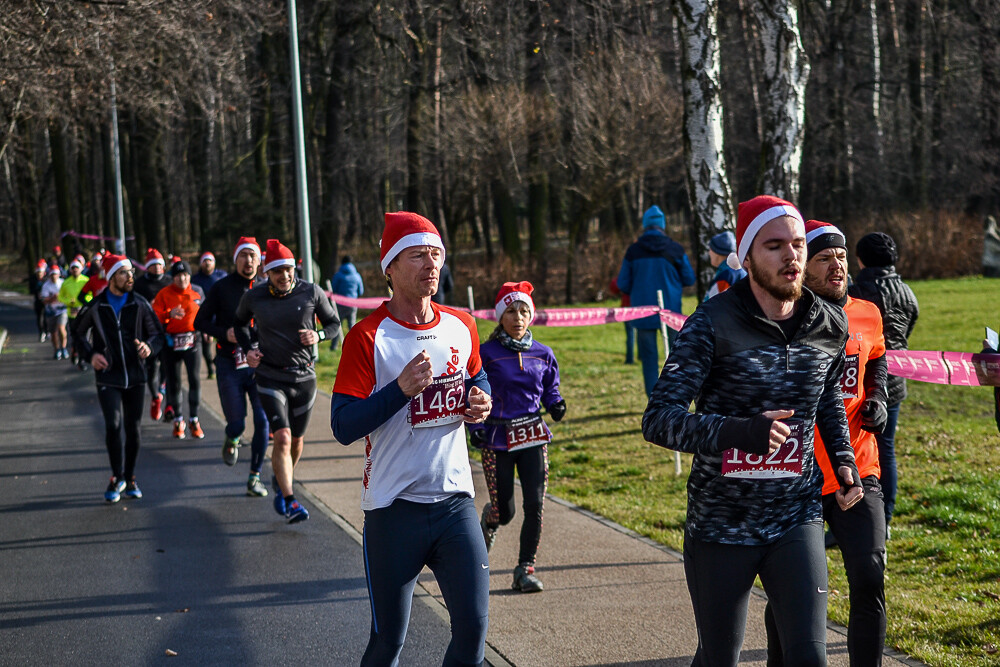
(334, 303), (483, 510)
(40, 280), (66, 315)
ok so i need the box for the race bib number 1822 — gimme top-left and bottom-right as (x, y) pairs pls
(720, 420), (804, 479)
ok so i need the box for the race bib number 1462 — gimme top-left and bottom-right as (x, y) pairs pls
(409, 373), (466, 428)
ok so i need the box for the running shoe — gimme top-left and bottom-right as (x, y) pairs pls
(286, 500), (310, 524)
(53, 350), (60, 360)
(163, 405), (176, 423)
(272, 476), (286, 515)
(104, 477), (126, 503)
(172, 419), (187, 439)
(40, 332), (47, 342)
(247, 474), (268, 497)
(189, 419), (205, 439)
(124, 480), (142, 499)
(150, 393), (163, 422)
(512, 564), (543, 593)
(222, 437), (239, 466)
(480, 504), (498, 553)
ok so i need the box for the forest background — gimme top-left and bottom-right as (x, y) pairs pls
(2, 0), (999, 300)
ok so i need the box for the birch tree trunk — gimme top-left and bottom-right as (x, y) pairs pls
(674, 0), (735, 296)
(752, 0), (810, 202)
(870, 0), (884, 161)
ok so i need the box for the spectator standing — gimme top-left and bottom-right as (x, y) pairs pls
(151, 261), (206, 440)
(703, 231), (747, 300)
(191, 251), (227, 379)
(193, 237), (272, 497)
(849, 232), (919, 531)
(470, 281), (567, 593)
(617, 205), (697, 396)
(330, 212), (492, 665)
(72, 253), (164, 502)
(431, 261), (454, 305)
(134, 249), (172, 421)
(40, 266), (68, 359)
(330, 255), (365, 347)
(641, 195), (862, 666)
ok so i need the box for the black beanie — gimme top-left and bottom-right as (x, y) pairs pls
(856, 232), (898, 268)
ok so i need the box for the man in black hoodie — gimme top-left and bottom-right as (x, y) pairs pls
(849, 232), (919, 531)
(73, 253), (164, 503)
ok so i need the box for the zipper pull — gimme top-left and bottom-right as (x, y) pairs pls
(518, 351), (523, 371)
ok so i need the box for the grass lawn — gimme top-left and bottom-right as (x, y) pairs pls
(315, 275), (1000, 666)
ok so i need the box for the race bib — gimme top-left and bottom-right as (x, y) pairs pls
(841, 353), (860, 399)
(409, 373), (466, 428)
(721, 421), (804, 479)
(172, 332), (195, 351)
(505, 414), (551, 451)
(234, 348), (249, 370)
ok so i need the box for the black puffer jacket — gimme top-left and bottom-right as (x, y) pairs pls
(849, 266), (919, 405)
(72, 290), (164, 389)
(642, 279), (857, 546)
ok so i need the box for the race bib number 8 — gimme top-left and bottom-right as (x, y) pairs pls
(506, 414), (551, 451)
(721, 421), (804, 479)
(841, 353), (860, 399)
(409, 372), (466, 428)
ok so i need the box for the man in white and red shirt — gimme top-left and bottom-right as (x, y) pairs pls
(331, 211), (493, 667)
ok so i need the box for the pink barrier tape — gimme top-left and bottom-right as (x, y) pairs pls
(326, 292), (471, 313)
(471, 305), (661, 326)
(657, 309), (689, 332)
(60, 230), (134, 242)
(886, 350), (1000, 387)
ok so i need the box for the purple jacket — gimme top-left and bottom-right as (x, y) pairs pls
(469, 337), (563, 451)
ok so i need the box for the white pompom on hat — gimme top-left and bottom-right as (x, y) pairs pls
(379, 211), (445, 274)
(494, 281), (535, 324)
(727, 195), (804, 270)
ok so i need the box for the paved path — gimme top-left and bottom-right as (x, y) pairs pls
(0, 292), (920, 666)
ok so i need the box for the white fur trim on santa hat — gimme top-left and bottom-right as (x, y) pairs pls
(495, 291), (535, 323)
(380, 232), (445, 274)
(805, 225), (845, 245)
(145, 256), (165, 269)
(736, 204), (804, 266)
(233, 242), (260, 264)
(263, 256), (295, 273)
(106, 258), (132, 281)
(200, 252), (215, 263)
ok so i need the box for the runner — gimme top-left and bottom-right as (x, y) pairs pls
(234, 238), (340, 523)
(40, 265), (68, 359)
(134, 248), (172, 422)
(72, 253), (164, 502)
(330, 211), (493, 666)
(29, 260), (49, 342)
(151, 260), (206, 439)
(641, 195), (863, 666)
(469, 280), (566, 593)
(765, 220), (889, 666)
(191, 251), (227, 379)
(193, 237), (271, 497)
(58, 257), (89, 367)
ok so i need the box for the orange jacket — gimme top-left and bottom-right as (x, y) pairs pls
(814, 296), (886, 495)
(151, 284), (202, 335)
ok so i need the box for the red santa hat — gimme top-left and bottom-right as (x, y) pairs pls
(727, 195), (804, 270)
(47, 264), (61, 276)
(36, 259), (47, 271)
(101, 253), (132, 281)
(262, 239), (295, 273)
(145, 248), (165, 269)
(232, 236), (260, 263)
(70, 255), (85, 269)
(494, 281), (535, 323)
(200, 251), (215, 264)
(379, 212), (445, 274)
(804, 220), (846, 259)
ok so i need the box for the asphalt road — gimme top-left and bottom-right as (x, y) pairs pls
(0, 297), (453, 666)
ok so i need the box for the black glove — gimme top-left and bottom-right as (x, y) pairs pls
(833, 457), (863, 494)
(860, 398), (887, 433)
(548, 400), (567, 422)
(468, 428), (489, 449)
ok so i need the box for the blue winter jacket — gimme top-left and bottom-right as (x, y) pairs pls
(331, 262), (364, 298)
(617, 229), (696, 328)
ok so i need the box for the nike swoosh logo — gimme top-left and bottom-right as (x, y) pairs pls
(817, 588), (828, 593)
(481, 564), (489, 569)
